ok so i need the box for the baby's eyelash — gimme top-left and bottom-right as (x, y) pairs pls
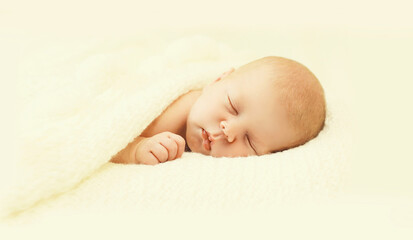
(227, 95), (238, 114)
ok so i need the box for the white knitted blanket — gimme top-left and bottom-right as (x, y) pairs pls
(1, 35), (350, 223)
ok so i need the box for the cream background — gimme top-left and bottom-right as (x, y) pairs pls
(1, 0), (412, 238)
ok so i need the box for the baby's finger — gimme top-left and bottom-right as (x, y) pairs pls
(168, 134), (185, 159)
(143, 151), (161, 165)
(151, 143), (169, 163)
(158, 137), (178, 161)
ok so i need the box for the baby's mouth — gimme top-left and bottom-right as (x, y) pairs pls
(201, 128), (211, 151)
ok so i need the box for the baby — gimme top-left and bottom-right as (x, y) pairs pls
(111, 56), (326, 165)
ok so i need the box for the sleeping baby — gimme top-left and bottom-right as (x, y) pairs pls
(110, 56), (326, 165)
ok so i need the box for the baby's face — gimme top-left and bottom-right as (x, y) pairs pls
(186, 66), (299, 157)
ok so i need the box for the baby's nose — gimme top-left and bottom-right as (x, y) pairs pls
(209, 122), (234, 143)
(220, 121), (234, 142)
(209, 132), (225, 142)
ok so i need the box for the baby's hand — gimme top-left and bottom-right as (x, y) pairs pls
(135, 132), (186, 165)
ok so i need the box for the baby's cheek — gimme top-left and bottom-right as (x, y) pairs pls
(211, 144), (247, 158)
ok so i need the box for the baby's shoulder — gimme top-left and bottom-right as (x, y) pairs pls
(141, 91), (198, 137)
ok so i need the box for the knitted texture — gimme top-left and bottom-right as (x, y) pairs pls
(2, 35), (350, 222)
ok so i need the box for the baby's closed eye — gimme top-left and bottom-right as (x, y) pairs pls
(227, 94), (238, 115)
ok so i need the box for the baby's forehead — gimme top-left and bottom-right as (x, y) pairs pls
(230, 68), (278, 91)
(228, 75), (280, 105)
(230, 65), (275, 84)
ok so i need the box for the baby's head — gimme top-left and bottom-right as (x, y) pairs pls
(186, 56), (326, 157)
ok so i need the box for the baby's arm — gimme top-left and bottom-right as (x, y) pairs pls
(110, 132), (185, 165)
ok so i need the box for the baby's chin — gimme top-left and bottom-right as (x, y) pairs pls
(186, 136), (210, 156)
(185, 135), (196, 153)
(187, 142), (207, 155)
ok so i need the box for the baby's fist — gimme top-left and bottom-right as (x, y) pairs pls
(135, 132), (186, 165)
